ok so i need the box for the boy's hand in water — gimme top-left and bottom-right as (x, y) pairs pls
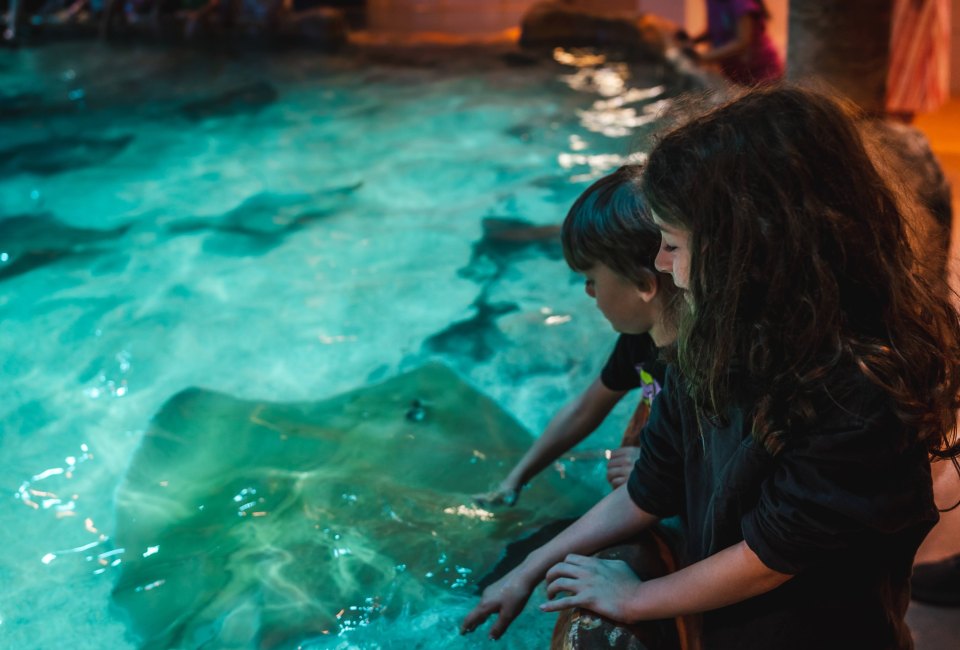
(461, 568), (536, 639)
(541, 554), (642, 622)
(606, 446), (640, 489)
(472, 483), (520, 508)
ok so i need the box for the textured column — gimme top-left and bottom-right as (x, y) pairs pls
(787, 0), (894, 113)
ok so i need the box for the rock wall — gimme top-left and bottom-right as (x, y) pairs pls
(786, 0), (894, 114)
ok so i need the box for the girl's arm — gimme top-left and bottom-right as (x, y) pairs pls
(542, 539), (792, 621)
(461, 485), (659, 639)
(474, 377), (626, 506)
(698, 13), (755, 63)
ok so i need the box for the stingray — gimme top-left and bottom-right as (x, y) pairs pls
(111, 363), (598, 650)
(423, 293), (519, 362)
(0, 213), (130, 281)
(179, 82), (279, 122)
(0, 134), (134, 177)
(166, 183), (361, 255)
(458, 216), (563, 284)
(457, 216), (563, 291)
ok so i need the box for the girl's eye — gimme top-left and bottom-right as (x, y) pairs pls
(662, 244), (678, 253)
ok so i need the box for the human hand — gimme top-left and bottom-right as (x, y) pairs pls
(460, 569), (536, 640)
(682, 45), (702, 62)
(541, 554), (642, 622)
(606, 446), (640, 489)
(472, 483), (520, 508)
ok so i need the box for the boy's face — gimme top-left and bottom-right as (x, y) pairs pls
(652, 214), (691, 291)
(583, 263), (656, 336)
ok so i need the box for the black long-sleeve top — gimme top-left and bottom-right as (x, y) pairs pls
(627, 365), (937, 650)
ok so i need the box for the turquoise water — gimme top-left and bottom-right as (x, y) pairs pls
(0, 42), (677, 649)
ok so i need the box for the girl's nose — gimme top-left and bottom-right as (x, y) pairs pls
(654, 248), (671, 275)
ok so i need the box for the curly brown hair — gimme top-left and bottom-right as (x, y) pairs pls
(640, 84), (960, 458)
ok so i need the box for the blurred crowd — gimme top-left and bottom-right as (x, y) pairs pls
(1, 0), (294, 43)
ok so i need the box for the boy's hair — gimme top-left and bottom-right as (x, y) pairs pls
(561, 165), (677, 299)
(641, 84), (960, 457)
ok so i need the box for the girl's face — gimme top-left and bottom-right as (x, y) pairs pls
(652, 213), (692, 290)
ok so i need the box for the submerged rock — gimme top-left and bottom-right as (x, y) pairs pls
(111, 363), (598, 649)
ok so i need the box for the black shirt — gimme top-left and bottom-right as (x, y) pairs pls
(600, 333), (665, 392)
(627, 365), (937, 650)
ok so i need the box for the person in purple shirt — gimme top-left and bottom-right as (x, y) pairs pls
(680, 0), (784, 86)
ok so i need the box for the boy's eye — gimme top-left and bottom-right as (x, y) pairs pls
(585, 279), (595, 288)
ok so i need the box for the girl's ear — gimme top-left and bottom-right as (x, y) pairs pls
(636, 268), (658, 302)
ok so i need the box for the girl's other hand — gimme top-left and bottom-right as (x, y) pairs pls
(606, 446), (640, 489)
(541, 554), (642, 622)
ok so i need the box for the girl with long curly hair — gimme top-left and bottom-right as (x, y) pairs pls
(461, 84), (960, 649)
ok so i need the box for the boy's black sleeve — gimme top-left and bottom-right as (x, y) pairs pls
(601, 334), (659, 391)
(627, 366), (686, 518)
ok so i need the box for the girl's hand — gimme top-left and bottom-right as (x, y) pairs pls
(460, 569), (536, 640)
(541, 554), (642, 622)
(606, 446), (640, 489)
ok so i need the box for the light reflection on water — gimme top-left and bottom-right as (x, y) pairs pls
(0, 41), (679, 649)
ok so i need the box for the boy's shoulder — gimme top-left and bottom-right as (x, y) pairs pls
(612, 332), (658, 363)
(602, 333), (666, 390)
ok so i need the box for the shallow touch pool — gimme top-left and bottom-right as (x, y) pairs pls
(0, 42), (681, 649)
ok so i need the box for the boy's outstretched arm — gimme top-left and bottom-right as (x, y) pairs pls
(461, 485), (658, 639)
(542, 539), (793, 622)
(473, 378), (625, 507)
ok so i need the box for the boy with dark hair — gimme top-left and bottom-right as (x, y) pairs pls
(474, 164), (679, 507)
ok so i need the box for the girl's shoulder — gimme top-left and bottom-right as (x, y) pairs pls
(814, 363), (894, 423)
(791, 364), (916, 456)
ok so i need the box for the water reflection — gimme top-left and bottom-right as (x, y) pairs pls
(552, 47), (673, 177)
